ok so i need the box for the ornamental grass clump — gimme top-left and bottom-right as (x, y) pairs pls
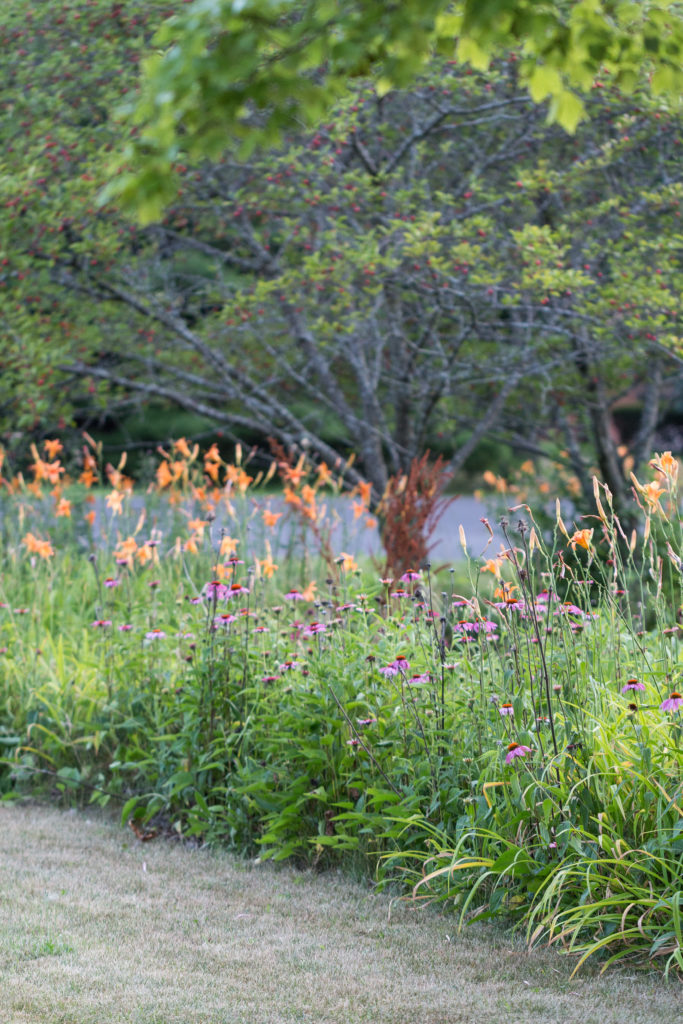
(0, 436), (682, 975)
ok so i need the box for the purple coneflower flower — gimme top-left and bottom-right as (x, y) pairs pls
(499, 702), (514, 716)
(118, 623), (133, 632)
(227, 581), (249, 597)
(91, 619), (112, 628)
(204, 580), (229, 601)
(621, 678), (645, 693)
(400, 570), (421, 582)
(284, 589), (304, 601)
(407, 673), (430, 685)
(145, 628), (166, 640)
(391, 588), (409, 598)
(346, 738), (360, 747)
(505, 742), (532, 764)
(104, 578), (120, 589)
(214, 613), (237, 627)
(279, 659), (301, 671)
(357, 717), (377, 726)
(379, 664), (399, 676)
(660, 691), (683, 712)
(304, 621), (327, 636)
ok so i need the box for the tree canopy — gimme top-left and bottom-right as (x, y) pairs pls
(108, 0), (683, 222)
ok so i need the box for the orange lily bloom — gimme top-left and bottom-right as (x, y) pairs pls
(262, 508), (283, 528)
(43, 439), (63, 460)
(106, 491), (124, 515)
(569, 528), (594, 551)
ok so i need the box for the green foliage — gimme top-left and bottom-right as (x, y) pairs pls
(2, 436), (683, 973)
(106, 0), (683, 221)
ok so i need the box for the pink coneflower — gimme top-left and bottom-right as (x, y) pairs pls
(505, 742), (532, 764)
(261, 675), (280, 683)
(391, 588), (409, 598)
(660, 692), (683, 712)
(407, 673), (430, 685)
(393, 656), (410, 671)
(400, 570), (421, 581)
(284, 589), (304, 601)
(214, 613), (237, 627)
(253, 625), (269, 634)
(148, 579), (161, 589)
(379, 664), (399, 676)
(145, 628), (166, 640)
(104, 577), (120, 589)
(499, 702), (514, 716)
(357, 717), (377, 726)
(379, 578), (393, 586)
(204, 580), (229, 601)
(621, 678), (645, 693)
(346, 738), (360, 747)
(227, 581), (250, 597)
(279, 659), (301, 671)
(91, 619), (112, 628)
(118, 623), (133, 632)
(224, 556), (244, 567)
(303, 621), (327, 636)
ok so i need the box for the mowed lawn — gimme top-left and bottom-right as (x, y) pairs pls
(0, 803), (680, 1024)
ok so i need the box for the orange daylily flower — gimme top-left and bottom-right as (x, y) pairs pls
(114, 536), (138, 565)
(35, 459), (64, 485)
(284, 487), (302, 509)
(365, 516), (378, 529)
(204, 460), (220, 483)
(22, 532), (54, 559)
(156, 461), (173, 489)
(188, 518), (209, 538)
(644, 481), (665, 509)
(569, 528), (594, 551)
(85, 509), (96, 527)
(256, 542), (279, 579)
(357, 480), (372, 505)
(301, 581), (317, 601)
(650, 451), (678, 480)
(494, 581), (519, 602)
(316, 462), (332, 486)
(55, 497), (72, 518)
(79, 468), (98, 488)
(136, 543), (154, 565)
(43, 439), (63, 460)
(106, 490), (124, 514)
(262, 508), (283, 528)
(184, 534), (199, 554)
(219, 535), (239, 557)
(281, 455), (307, 487)
(236, 468), (253, 493)
(480, 558), (502, 578)
(173, 437), (193, 459)
(337, 552), (358, 572)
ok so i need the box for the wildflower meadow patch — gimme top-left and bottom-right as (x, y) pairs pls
(1, 436), (683, 978)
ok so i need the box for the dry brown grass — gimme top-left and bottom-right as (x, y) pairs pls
(0, 802), (680, 1024)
